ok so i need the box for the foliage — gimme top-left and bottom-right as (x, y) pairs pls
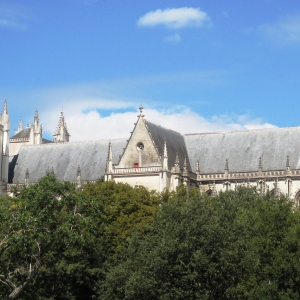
(1, 179), (160, 299)
(2, 180), (300, 299)
(103, 187), (300, 300)
(0, 174), (79, 300)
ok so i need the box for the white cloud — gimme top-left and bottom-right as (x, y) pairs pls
(137, 7), (212, 29)
(164, 33), (181, 43)
(41, 102), (275, 142)
(257, 14), (300, 45)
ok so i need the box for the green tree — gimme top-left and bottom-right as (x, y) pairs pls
(10, 180), (161, 299)
(103, 187), (300, 300)
(0, 175), (80, 300)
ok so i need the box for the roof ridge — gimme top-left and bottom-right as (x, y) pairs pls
(183, 126), (300, 136)
(21, 138), (127, 147)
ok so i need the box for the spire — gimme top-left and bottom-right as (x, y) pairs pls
(1, 99), (10, 183)
(0, 99), (10, 130)
(3, 99), (8, 114)
(139, 104), (143, 115)
(77, 165), (82, 189)
(53, 111), (70, 143)
(172, 152), (180, 173)
(34, 109), (39, 123)
(183, 156), (188, 177)
(106, 142), (113, 173)
(18, 118), (23, 132)
(162, 139), (168, 170)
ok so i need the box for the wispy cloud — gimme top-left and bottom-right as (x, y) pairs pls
(137, 7), (212, 29)
(164, 33), (181, 43)
(0, 3), (32, 30)
(257, 14), (300, 46)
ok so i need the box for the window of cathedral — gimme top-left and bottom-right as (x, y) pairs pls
(134, 163), (139, 168)
(137, 142), (144, 151)
(294, 191), (300, 208)
(206, 189), (212, 196)
(269, 189), (275, 198)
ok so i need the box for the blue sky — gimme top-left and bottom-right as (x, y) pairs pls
(1, 0), (300, 141)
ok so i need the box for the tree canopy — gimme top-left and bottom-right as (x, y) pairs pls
(1, 180), (300, 299)
(103, 188), (300, 300)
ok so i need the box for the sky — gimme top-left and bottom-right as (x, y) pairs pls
(1, 0), (300, 141)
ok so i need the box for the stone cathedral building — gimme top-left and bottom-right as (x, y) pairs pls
(1, 100), (300, 205)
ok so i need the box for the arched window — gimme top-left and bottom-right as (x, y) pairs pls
(294, 191), (300, 208)
(206, 189), (212, 196)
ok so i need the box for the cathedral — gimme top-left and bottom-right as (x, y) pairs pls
(1, 100), (300, 204)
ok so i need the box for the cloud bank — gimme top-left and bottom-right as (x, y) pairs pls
(137, 7), (211, 29)
(41, 103), (276, 142)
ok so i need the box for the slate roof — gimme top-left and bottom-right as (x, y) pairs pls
(10, 128), (31, 140)
(12, 139), (127, 183)
(11, 121), (300, 184)
(145, 120), (192, 171)
(184, 127), (300, 174)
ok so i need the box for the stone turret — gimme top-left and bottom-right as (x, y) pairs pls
(29, 110), (42, 144)
(14, 118), (23, 135)
(53, 111), (70, 143)
(25, 168), (29, 186)
(77, 165), (81, 189)
(105, 142), (113, 181)
(162, 139), (168, 170)
(0, 100), (10, 184)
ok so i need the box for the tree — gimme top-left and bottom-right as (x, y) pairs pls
(103, 187), (300, 299)
(0, 174), (80, 300)
(6, 180), (161, 299)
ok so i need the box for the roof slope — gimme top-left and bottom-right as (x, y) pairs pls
(10, 128), (31, 140)
(146, 120), (191, 171)
(12, 139), (126, 183)
(184, 127), (300, 174)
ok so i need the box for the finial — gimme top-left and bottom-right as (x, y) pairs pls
(184, 156), (187, 167)
(183, 156), (188, 176)
(163, 139), (168, 158)
(3, 99), (7, 114)
(18, 118), (23, 131)
(175, 152), (179, 164)
(139, 104), (143, 115)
